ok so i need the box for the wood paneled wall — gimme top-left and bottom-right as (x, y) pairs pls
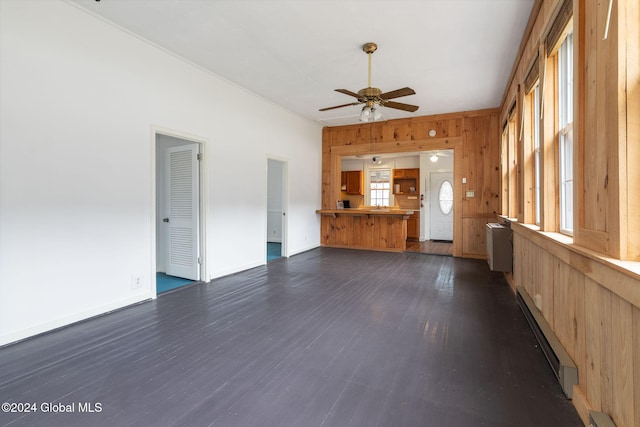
(513, 224), (640, 427)
(501, 0), (640, 425)
(501, 0), (640, 261)
(321, 110), (500, 258)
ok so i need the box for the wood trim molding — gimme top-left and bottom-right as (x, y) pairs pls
(329, 137), (462, 156)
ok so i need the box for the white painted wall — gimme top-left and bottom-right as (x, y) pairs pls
(0, 1), (322, 345)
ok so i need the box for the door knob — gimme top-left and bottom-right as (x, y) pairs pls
(163, 218), (170, 223)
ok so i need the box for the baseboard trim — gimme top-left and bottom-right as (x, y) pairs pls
(0, 293), (153, 348)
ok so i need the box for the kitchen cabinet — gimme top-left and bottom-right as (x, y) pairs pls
(407, 212), (419, 240)
(341, 171), (363, 195)
(393, 168), (419, 194)
(316, 208), (414, 252)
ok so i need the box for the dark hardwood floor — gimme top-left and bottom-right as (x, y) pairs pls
(0, 248), (580, 427)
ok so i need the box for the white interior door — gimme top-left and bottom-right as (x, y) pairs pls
(165, 144), (200, 280)
(430, 172), (454, 241)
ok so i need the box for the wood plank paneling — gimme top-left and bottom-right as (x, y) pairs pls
(610, 296), (633, 427)
(634, 305), (640, 427)
(462, 217), (490, 258)
(625, 0), (640, 260)
(321, 110), (499, 258)
(512, 226), (640, 425)
(584, 277), (602, 410)
(503, 0), (640, 422)
(540, 251), (555, 325)
(319, 213), (407, 252)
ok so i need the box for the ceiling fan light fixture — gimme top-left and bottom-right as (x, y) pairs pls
(319, 43), (419, 119)
(360, 106), (372, 122)
(430, 153), (439, 163)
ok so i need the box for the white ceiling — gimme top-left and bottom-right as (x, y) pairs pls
(72, 0), (534, 127)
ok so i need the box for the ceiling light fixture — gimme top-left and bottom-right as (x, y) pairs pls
(430, 153), (439, 163)
(359, 101), (382, 122)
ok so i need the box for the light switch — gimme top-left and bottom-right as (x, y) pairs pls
(466, 190), (475, 197)
(462, 177), (467, 184)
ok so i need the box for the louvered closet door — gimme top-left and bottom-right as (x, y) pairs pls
(165, 144), (200, 280)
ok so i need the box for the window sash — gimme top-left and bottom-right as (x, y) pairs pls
(558, 33), (573, 234)
(533, 83), (541, 225)
(370, 169), (390, 206)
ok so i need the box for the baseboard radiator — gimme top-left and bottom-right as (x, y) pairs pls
(589, 411), (616, 427)
(516, 287), (577, 398)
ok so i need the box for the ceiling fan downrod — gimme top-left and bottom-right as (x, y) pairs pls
(363, 42), (377, 88)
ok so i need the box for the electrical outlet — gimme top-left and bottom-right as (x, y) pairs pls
(534, 294), (543, 310)
(131, 275), (142, 290)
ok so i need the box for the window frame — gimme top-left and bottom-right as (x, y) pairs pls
(557, 32), (574, 235)
(369, 168), (391, 207)
(533, 83), (541, 226)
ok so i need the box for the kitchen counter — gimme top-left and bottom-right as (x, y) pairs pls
(316, 208), (415, 252)
(315, 208), (415, 217)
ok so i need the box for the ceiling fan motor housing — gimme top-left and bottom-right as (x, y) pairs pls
(357, 87), (382, 98)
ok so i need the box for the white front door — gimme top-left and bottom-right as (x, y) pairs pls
(165, 144), (200, 280)
(430, 172), (454, 241)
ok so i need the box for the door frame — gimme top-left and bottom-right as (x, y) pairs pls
(151, 126), (208, 297)
(266, 156), (288, 261)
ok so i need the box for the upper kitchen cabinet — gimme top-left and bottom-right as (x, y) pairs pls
(341, 170), (363, 195)
(393, 168), (419, 194)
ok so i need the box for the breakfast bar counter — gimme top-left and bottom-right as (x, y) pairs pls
(316, 208), (415, 252)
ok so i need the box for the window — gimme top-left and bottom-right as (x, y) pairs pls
(438, 180), (453, 215)
(558, 32), (573, 234)
(533, 83), (541, 225)
(370, 169), (390, 207)
(524, 77), (540, 226)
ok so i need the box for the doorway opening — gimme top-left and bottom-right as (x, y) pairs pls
(154, 131), (206, 294)
(405, 150), (453, 256)
(266, 158), (287, 262)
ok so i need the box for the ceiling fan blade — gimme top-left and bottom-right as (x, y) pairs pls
(383, 101), (419, 112)
(319, 102), (362, 112)
(335, 89), (361, 99)
(379, 87), (416, 100)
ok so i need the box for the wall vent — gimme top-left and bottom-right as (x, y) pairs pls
(516, 287), (577, 398)
(589, 411), (616, 427)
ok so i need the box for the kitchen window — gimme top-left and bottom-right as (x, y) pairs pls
(370, 169), (391, 207)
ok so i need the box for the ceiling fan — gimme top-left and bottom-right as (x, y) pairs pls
(319, 42), (419, 122)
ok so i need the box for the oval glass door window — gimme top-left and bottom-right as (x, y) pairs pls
(438, 180), (453, 215)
